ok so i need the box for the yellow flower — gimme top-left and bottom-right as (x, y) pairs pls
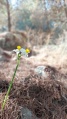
(17, 46), (21, 50)
(26, 48), (30, 53)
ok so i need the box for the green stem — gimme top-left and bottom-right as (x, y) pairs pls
(2, 54), (20, 110)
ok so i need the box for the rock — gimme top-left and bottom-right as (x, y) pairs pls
(0, 48), (12, 61)
(34, 65), (48, 77)
(34, 65), (58, 79)
(20, 107), (38, 119)
(0, 31), (27, 50)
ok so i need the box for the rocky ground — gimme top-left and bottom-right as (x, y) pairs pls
(0, 30), (67, 119)
(0, 44), (67, 119)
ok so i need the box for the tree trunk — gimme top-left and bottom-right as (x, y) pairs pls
(6, 0), (11, 31)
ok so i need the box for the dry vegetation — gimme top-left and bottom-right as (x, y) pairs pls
(0, 29), (67, 119)
(0, 0), (67, 118)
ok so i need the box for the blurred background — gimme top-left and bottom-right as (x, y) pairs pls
(0, 0), (67, 47)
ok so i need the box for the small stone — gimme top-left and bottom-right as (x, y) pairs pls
(20, 107), (38, 119)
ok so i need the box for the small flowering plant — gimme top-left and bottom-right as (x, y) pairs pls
(14, 46), (30, 57)
(2, 46), (30, 110)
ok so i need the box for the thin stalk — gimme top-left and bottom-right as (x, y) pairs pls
(2, 54), (21, 110)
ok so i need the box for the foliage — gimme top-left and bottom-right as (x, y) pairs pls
(14, 8), (32, 30)
(0, 0), (67, 41)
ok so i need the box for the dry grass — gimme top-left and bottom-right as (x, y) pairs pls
(28, 42), (67, 68)
(0, 75), (67, 119)
(0, 30), (67, 119)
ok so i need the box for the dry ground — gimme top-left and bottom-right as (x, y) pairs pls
(0, 44), (67, 119)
